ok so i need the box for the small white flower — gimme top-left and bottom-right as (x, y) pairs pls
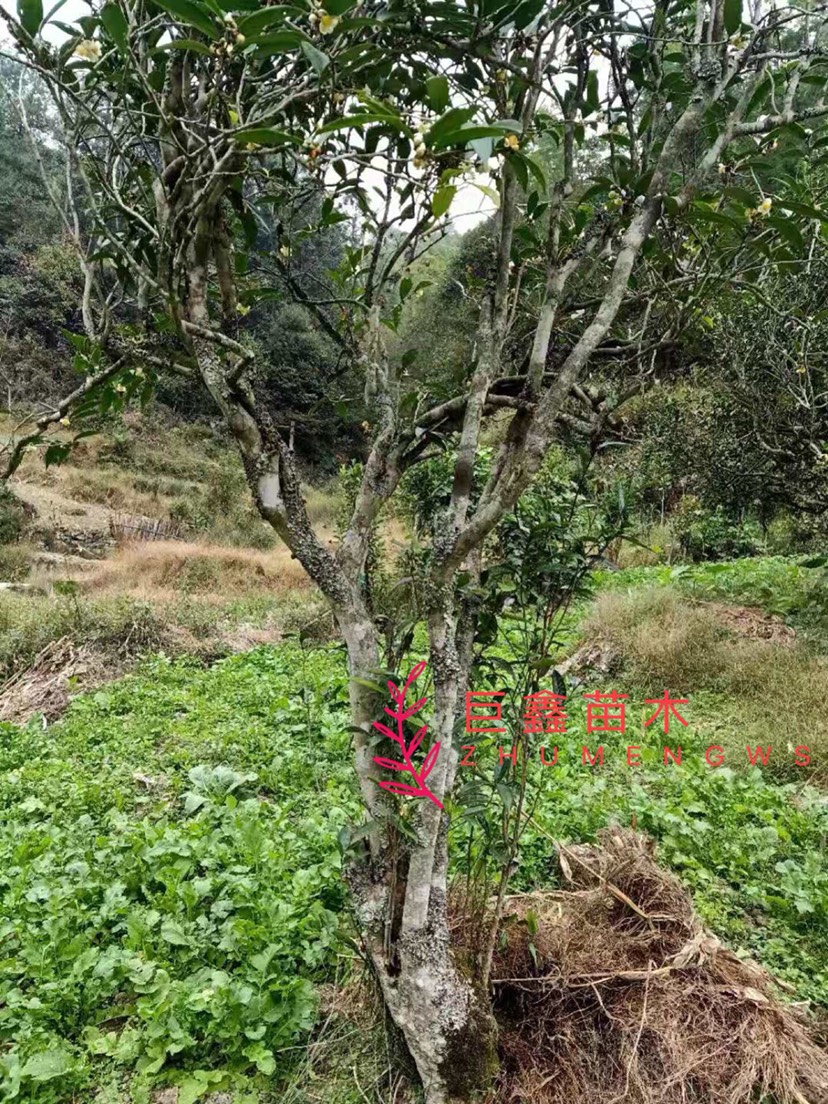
(486, 155), (500, 172)
(74, 39), (101, 61)
(319, 12), (340, 33)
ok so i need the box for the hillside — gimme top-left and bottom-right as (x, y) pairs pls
(0, 412), (340, 722)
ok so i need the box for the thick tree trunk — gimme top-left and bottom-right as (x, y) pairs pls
(351, 599), (497, 1104)
(341, 598), (498, 1103)
(369, 927), (497, 1104)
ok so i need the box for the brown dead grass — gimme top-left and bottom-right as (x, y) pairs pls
(479, 829), (828, 1104)
(81, 539), (313, 600)
(0, 636), (119, 723)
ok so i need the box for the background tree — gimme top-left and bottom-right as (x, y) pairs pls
(3, 0), (828, 1098)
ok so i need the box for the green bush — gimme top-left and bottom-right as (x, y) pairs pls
(0, 487), (26, 545)
(0, 543), (31, 581)
(673, 497), (764, 561)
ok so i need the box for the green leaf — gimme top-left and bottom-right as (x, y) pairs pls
(154, 37), (213, 53)
(350, 676), (385, 693)
(689, 200), (742, 228)
(584, 69), (599, 115)
(317, 111), (405, 135)
(432, 184), (456, 217)
(236, 5), (292, 35)
(234, 126), (301, 147)
(301, 39), (329, 73)
(152, 0), (219, 38)
(178, 1071), (226, 1104)
(426, 74), (449, 113)
(471, 181), (500, 208)
(723, 0), (741, 35)
(512, 0), (545, 29)
(514, 149), (546, 190)
(17, 0), (43, 36)
(428, 105), (476, 146)
(767, 215), (804, 253)
(777, 199), (828, 222)
(432, 123), (513, 151)
(505, 149), (528, 190)
(44, 442), (72, 467)
(244, 1043), (276, 1075)
(723, 184), (757, 207)
(21, 1049), (73, 1082)
(160, 919), (190, 945)
(100, 2), (128, 49)
(249, 29), (302, 53)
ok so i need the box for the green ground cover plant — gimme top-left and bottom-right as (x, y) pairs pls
(0, 646), (358, 1102)
(0, 561), (827, 1101)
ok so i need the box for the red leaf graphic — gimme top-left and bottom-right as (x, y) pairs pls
(408, 725), (428, 756)
(404, 660), (427, 690)
(372, 720), (402, 743)
(420, 742), (441, 780)
(378, 780), (421, 796)
(372, 661), (443, 809)
(373, 756), (407, 771)
(400, 696), (428, 721)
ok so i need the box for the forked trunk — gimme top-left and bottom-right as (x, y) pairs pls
(345, 604), (498, 1104)
(193, 334), (498, 1100)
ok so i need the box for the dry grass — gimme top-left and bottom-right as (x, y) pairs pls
(81, 539), (313, 601)
(583, 588), (731, 692)
(581, 586), (828, 769)
(62, 467), (172, 517)
(481, 829), (828, 1104)
(304, 482), (342, 529)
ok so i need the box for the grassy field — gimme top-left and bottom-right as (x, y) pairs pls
(0, 557), (827, 1101)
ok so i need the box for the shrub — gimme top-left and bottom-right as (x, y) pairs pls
(672, 497), (764, 561)
(0, 543), (32, 581)
(0, 486), (27, 545)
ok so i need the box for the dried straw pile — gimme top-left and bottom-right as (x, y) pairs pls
(486, 829), (828, 1104)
